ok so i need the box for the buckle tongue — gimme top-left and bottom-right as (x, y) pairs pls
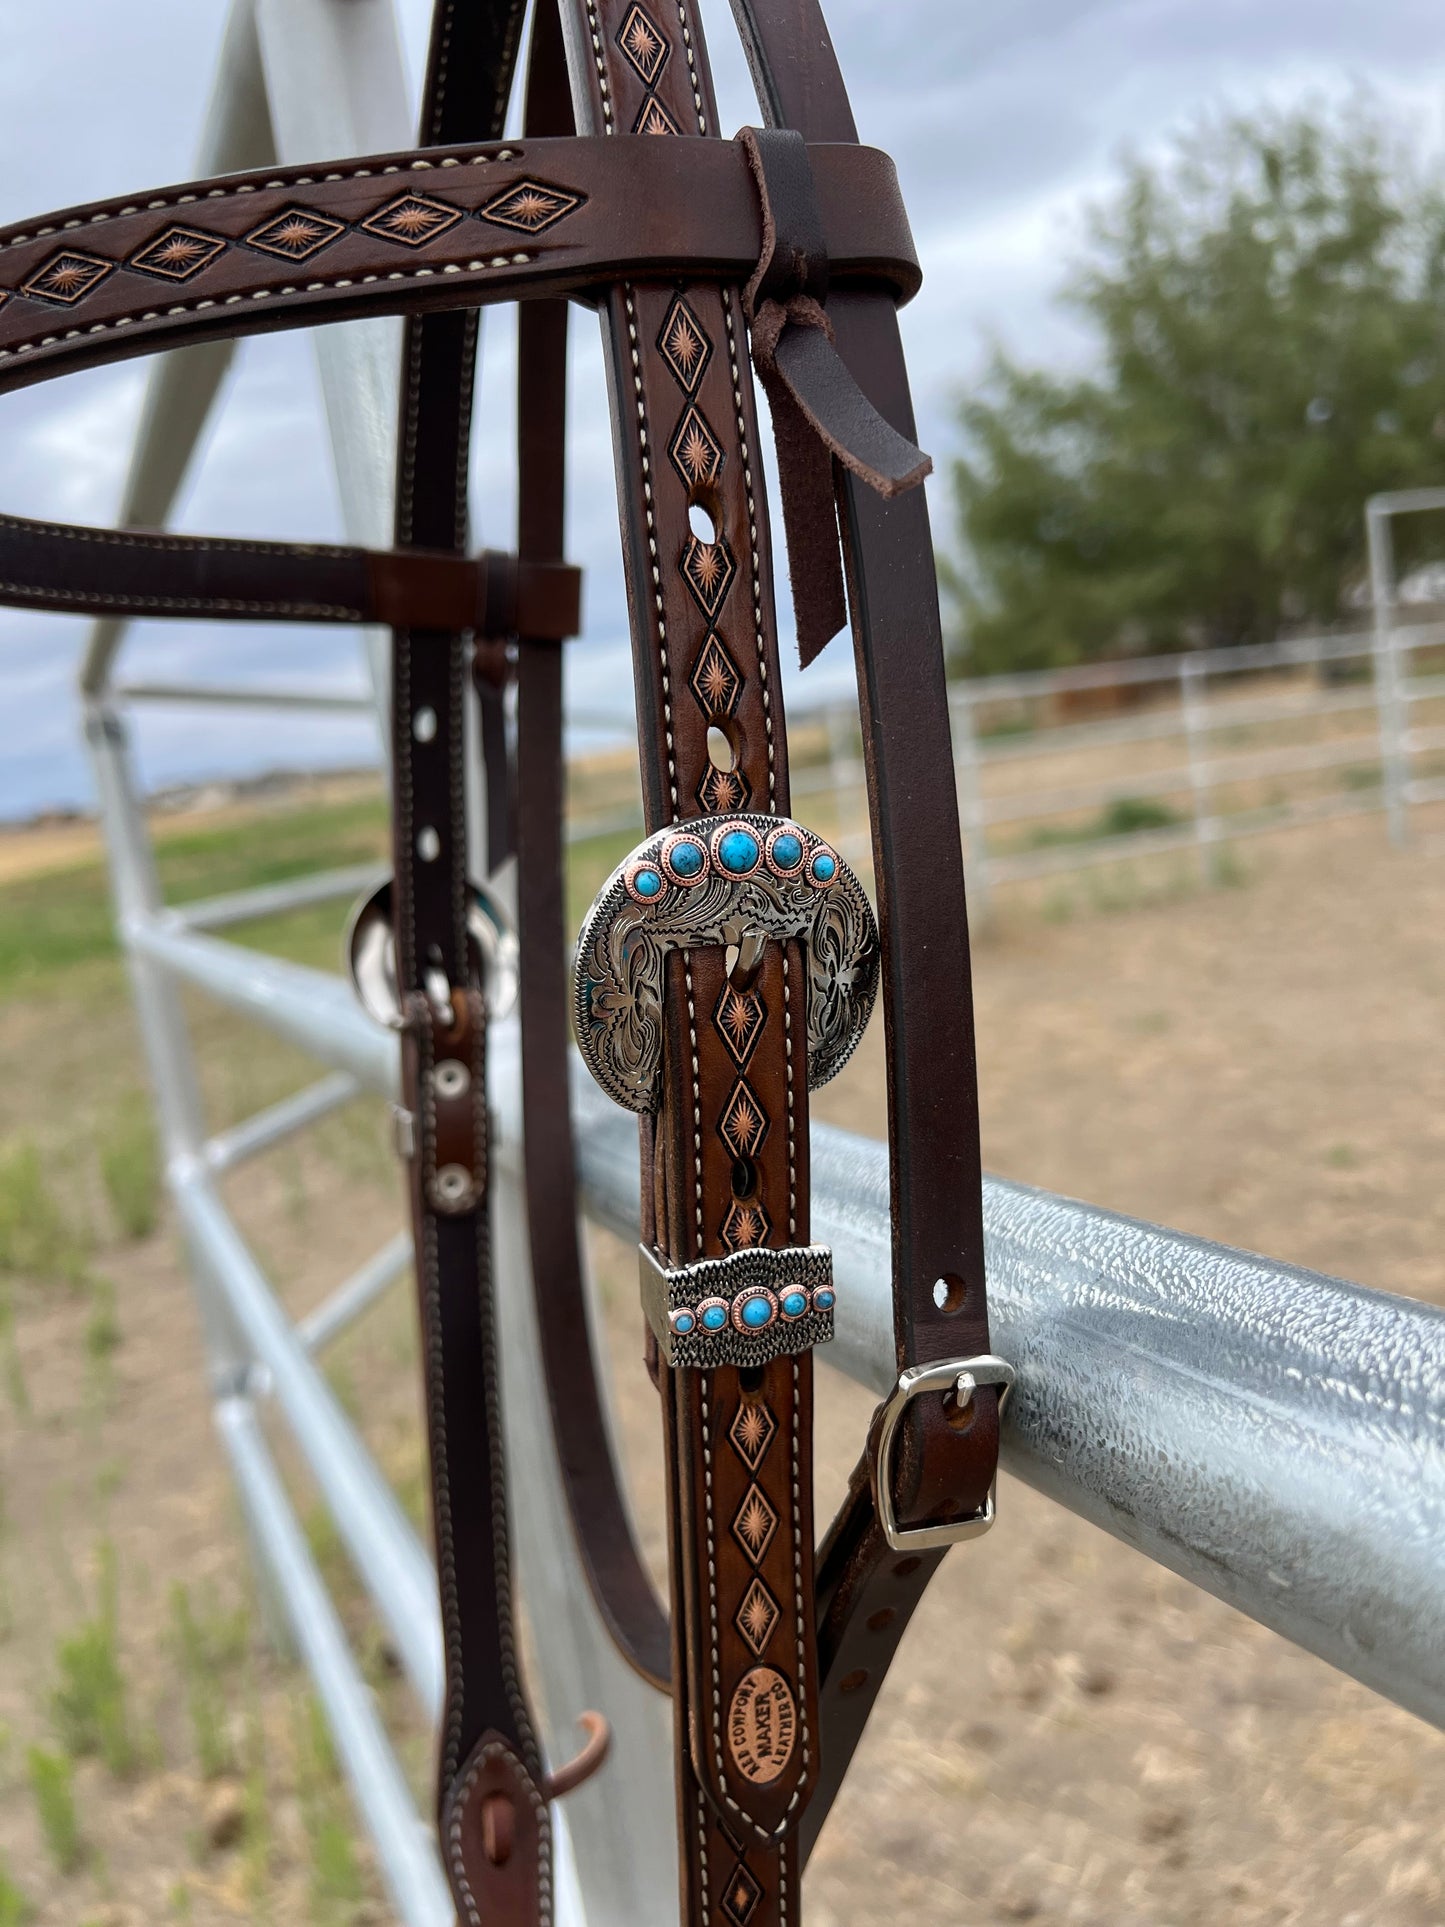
(872, 1354), (1015, 1552)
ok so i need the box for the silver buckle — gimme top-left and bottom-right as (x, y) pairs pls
(873, 1354), (1016, 1552)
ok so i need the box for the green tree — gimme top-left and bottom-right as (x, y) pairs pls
(946, 101), (1445, 674)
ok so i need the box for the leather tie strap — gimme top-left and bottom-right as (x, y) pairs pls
(737, 125), (931, 665)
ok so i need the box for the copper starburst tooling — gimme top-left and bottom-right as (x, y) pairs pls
(733, 1405), (770, 1461)
(700, 658), (731, 704)
(508, 189), (557, 226)
(732, 1486), (778, 1561)
(275, 219), (323, 250)
(692, 546), (723, 593)
(154, 236), (205, 268)
(720, 991), (754, 1050)
(669, 313), (701, 373)
(626, 14), (659, 63)
(679, 423), (715, 481)
(385, 202), (447, 237)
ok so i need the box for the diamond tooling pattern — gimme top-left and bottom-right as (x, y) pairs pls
(616, 2), (670, 86)
(728, 1400), (777, 1471)
(681, 533), (736, 620)
(721, 1859), (763, 1927)
(21, 251), (114, 305)
(245, 208), (346, 260)
(731, 1484), (779, 1564)
(128, 226), (226, 281)
(479, 179), (582, 233)
(735, 1577), (780, 1658)
(658, 294), (712, 394)
(689, 634), (742, 717)
(669, 405), (724, 489)
(360, 193), (462, 247)
(714, 985), (767, 1072)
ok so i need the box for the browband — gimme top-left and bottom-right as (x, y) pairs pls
(0, 2), (1007, 1920)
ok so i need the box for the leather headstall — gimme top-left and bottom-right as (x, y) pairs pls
(0, 1), (1010, 1921)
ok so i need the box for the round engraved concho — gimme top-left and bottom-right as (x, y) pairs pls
(727, 1666), (797, 1786)
(572, 813), (880, 1114)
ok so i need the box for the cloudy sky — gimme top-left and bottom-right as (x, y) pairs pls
(1, 0), (1443, 818)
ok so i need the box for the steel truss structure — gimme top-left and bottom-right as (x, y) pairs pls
(69, 3), (1445, 1922)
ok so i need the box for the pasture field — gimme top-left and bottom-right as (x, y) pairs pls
(0, 782), (1441, 1924)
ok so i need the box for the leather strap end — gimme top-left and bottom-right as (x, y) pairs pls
(441, 1731), (552, 1927)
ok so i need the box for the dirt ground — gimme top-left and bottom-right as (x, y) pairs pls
(1, 808), (1443, 1923)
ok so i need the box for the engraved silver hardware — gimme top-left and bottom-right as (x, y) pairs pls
(573, 813), (879, 1114)
(872, 1354), (1016, 1552)
(346, 878), (519, 1031)
(638, 1242), (834, 1368)
(433, 1059), (470, 1101)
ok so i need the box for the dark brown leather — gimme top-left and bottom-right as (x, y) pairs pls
(728, 0), (1002, 1865)
(0, 136), (918, 396)
(514, 0), (672, 1691)
(388, 8), (555, 1924)
(738, 124), (930, 666)
(0, 510), (579, 636)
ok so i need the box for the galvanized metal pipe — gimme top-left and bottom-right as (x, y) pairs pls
(205, 1071), (361, 1174)
(298, 1230), (413, 1354)
(570, 1078), (1445, 1736)
(172, 1160), (442, 1714)
(122, 923), (1445, 1731)
(215, 1396), (454, 1927)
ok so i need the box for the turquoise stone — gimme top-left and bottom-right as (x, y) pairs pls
(810, 852), (837, 883)
(740, 1294), (774, 1329)
(633, 866), (663, 898)
(674, 1310), (696, 1334)
(670, 839), (704, 878)
(781, 1289), (808, 1317)
(718, 828), (761, 874)
(701, 1303), (729, 1332)
(770, 832), (803, 870)
(814, 1288), (835, 1311)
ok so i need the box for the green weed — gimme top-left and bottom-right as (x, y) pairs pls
(170, 1583), (247, 1779)
(52, 1543), (134, 1777)
(0, 1856), (30, 1926)
(241, 1693), (273, 1920)
(97, 1106), (159, 1241)
(26, 1745), (81, 1874)
(0, 1140), (90, 1287)
(293, 1698), (363, 1923)
(84, 1279), (121, 1364)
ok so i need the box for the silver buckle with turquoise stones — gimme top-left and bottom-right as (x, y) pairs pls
(873, 1355), (1016, 1552)
(639, 1243), (835, 1369)
(572, 812), (880, 1115)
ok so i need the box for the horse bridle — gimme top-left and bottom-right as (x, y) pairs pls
(0, 0), (1010, 1918)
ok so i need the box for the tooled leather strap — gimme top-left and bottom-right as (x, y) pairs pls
(555, 1), (821, 1919)
(0, 137), (917, 396)
(387, 4), (555, 1921)
(726, 0), (1003, 1861)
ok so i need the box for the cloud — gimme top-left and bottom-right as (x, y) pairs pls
(2, 0), (1443, 815)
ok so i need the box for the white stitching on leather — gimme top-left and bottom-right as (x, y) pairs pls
(623, 288), (679, 814)
(683, 954), (705, 1246)
(671, 0), (709, 136)
(0, 144), (523, 252)
(0, 256), (531, 366)
(720, 287), (776, 810)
